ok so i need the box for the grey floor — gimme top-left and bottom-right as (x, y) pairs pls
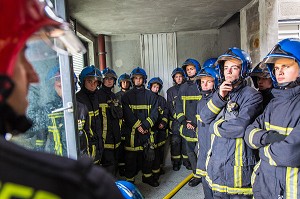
(118, 143), (205, 199)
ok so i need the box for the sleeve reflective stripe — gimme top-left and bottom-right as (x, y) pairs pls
(173, 113), (176, 118)
(248, 128), (261, 149)
(234, 138), (243, 188)
(133, 120), (141, 129)
(213, 119), (224, 137)
(264, 145), (277, 166)
(146, 117), (154, 127)
(177, 113), (184, 120)
(265, 122), (293, 135)
(208, 99), (221, 115)
(35, 140), (44, 146)
(104, 142), (121, 149)
(162, 117), (168, 123)
(286, 167), (298, 199)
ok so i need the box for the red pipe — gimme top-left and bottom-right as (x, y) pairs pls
(98, 34), (106, 70)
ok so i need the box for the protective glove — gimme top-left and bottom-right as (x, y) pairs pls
(264, 130), (286, 144)
(143, 141), (155, 162)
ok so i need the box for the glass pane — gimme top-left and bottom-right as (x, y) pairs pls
(10, 39), (72, 157)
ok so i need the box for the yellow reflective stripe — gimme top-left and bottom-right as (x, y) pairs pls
(213, 119), (224, 137)
(265, 122), (293, 135)
(181, 96), (202, 101)
(125, 146), (144, 151)
(162, 117), (168, 123)
(205, 175), (253, 195)
(249, 128), (261, 149)
(157, 140), (166, 147)
(143, 173), (152, 178)
(104, 142), (121, 149)
(196, 169), (207, 177)
(48, 114), (63, 156)
(150, 131), (155, 143)
(171, 155), (181, 159)
(180, 127), (198, 142)
(251, 160), (261, 185)
(173, 113), (176, 118)
(119, 119), (122, 128)
(129, 105), (151, 110)
(146, 117), (154, 127)
(182, 155), (189, 159)
(99, 103), (108, 143)
(264, 145), (277, 166)
(91, 145), (96, 159)
(35, 140), (44, 146)
(177, 113), (184, 120)
(82, 128), (90, 156)
(207, 99), (221, 115)
(88, 110), (99, 136)
(206, 134), (215, 171)
(234, 138), (243, 188)
(286, 167), (298, 199)
(130, 120), (141, 148)
(196, 114), (202, 122)
(152, 169), (160, 174)
(126, 177), (135, 181)
(193, 173), (202, 178)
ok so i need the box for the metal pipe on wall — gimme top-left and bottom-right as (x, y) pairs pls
(98, 34), (107, 70)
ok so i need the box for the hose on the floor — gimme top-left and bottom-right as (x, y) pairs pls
(162, 173), (193, 199)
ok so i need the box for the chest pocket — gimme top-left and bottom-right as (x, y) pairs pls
(224, 100), (239, 120)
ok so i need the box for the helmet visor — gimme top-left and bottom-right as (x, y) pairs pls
(30, 23), (86, 56)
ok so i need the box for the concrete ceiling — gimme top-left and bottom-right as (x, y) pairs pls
(69, 0), (252, 35)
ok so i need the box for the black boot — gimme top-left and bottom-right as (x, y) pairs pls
(173, 163), (181, 171)
(142, 176), (159, 187)
(183, 161), (192, 170)
(188, 177), (202, 187)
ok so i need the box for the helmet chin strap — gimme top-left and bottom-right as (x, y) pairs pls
(277, 77), (300, 89)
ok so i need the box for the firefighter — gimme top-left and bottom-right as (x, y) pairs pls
(99, 67), (122, 176)
(121, 67), (159, 187)
(147, 77), (169, 180)
(200, 48), (263, 198)
(77, 65), (103, 164)
(116, 73), (132, 176)
(250, 63), (274, 109)
(116, 73), (132, 101)
(35, 66), (90, 157)
(195, 66), (219, 199)
(176, 58), (202, 187)
(0, 0), (123, 198)
(245, 38), (300, 199)
(166, 67), (189, 171)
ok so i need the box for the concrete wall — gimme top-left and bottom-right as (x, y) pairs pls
(240, 0), (278, 66)
(279, 0), (300, 20)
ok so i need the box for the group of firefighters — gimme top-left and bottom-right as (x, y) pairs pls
(1, 0), (300, 198)
(37, 36), (299, 199)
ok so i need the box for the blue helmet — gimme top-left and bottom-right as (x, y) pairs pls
(130, 67), (147, 84)
(147, 77), (163, 92)
(260, 38), (300, 87)
(101, 67), (118, 85)
(47, 65), (78, 91)
(171, 67), (186, 78)
(250, 62), (270, 78)
(217, 47), (252, 80)
(78, 65), (102, 87)
(118, 73), (132, 88)
(203, 58), (217, 68)
(115, 181), (144, 199)
(197, 67), (220, 90)
(182, 58), (201, 74)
